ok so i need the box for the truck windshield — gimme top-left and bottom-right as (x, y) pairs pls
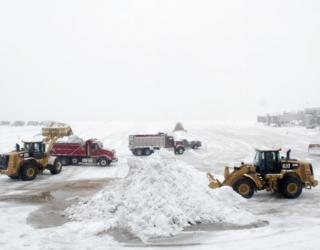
(97, 142), (103, 149)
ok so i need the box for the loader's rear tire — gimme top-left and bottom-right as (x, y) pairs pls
(99, 157), (110, 167)
(50, 159), (63, 175)
(232, 178), (255, 199)
(21, 163), (38, 181)
(279, 177), (302, 199)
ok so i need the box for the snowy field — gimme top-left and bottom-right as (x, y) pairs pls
(0, 121), (320, 250)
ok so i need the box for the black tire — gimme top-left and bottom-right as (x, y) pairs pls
(192, 145), (198, 150)
(175, 147), (185, 155)
(21, 162), (38, 181)
(60, 157), (70, 166)
(232, 177), (255, 199)
(99, 157), (110, 167)
(279, 176), (303, 199)
(50, 159), (63, 175)
(134, 149), (143, 156)
(9, 175), (20, 180)
(71, 157), (79, 165)
(144, 148), (152, 156)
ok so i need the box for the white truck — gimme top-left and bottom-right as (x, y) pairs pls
(129, 133), (186, 156)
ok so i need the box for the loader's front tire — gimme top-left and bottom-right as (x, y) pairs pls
(9, 175), (20, 180)
(21, 163), (38, 181)
(232, 177), (255, 199)
(50, 159), (63, 175)
(279, 177), (302, 199)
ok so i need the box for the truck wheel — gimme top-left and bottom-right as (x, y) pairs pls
(71, 157), (79, 165)
(232, 177), (255, 199)
(279, 177), (302, 199)
(99, 158), (110, 167)
(50, 159), (63, 175)
(60, 157), (70, 166)
(175, 147), (185, 155)
(144, 148), (152, 156)
(134, 149), (143, 156)
(192, 145), (198, 150)
(21, 162), (38, 181)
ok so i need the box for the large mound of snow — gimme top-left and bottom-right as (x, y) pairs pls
(56, 135), (84, 144)
(171, 130), (190, 141)
(65, 152), (257, 242)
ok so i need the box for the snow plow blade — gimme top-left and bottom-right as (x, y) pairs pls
(308, 144), (320, 156)
(207, 173), (222, 189)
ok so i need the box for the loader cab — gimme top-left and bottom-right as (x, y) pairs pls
(254, 149), (281, 175)
(23, 141), (46, 159)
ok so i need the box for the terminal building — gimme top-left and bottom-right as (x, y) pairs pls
(258, 108), (320, 128)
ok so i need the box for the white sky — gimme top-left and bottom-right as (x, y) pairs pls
(0, 0), (319, 121)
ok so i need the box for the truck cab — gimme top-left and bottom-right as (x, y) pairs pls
(85, 139), (115, 159)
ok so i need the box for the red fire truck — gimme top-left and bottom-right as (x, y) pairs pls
(51, 139), (117, 166)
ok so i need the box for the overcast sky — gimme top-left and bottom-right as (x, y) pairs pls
(0, 0), (319, 122)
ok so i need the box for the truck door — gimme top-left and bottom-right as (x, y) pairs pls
(89, 143), (99, 157)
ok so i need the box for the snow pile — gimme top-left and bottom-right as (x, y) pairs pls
(65, 152), (257, 242)
(172, 130), (190, 141)
(56, 135), (84, 144)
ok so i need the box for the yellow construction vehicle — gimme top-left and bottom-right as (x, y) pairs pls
(208, 149), (318, 199)
(0, 126), (72, 181)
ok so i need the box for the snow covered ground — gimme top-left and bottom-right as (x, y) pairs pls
(0, 121), (320, 250)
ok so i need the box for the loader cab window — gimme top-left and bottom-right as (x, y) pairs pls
(24, 142), (45, 159)
(255, 151), (280, 175)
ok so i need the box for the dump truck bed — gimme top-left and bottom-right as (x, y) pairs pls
(129, 134), (172, 150)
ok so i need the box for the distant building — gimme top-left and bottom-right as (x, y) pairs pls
(0, 121), (10, 126)
(12, 121), (25, 126)
(27, 121), (40, 126)
(258, 108), (320, 128)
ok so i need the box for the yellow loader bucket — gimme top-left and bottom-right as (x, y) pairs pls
(42, 126), (73, 139)
(207, 173), (222, 189)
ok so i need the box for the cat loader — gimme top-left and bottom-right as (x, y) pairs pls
(208, 149), (318, 199)
(0, 126), (72, 181)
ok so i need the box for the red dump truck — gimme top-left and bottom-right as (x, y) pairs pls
(51, 139), (117, 166)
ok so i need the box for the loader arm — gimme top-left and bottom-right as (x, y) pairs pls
(42, 127), (73, 154)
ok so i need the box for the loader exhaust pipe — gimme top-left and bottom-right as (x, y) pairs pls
(286, 149), (291, 159)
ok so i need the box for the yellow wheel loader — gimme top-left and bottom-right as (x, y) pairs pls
(208, 149), (318, 199)
(0, 126), (72, 181)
